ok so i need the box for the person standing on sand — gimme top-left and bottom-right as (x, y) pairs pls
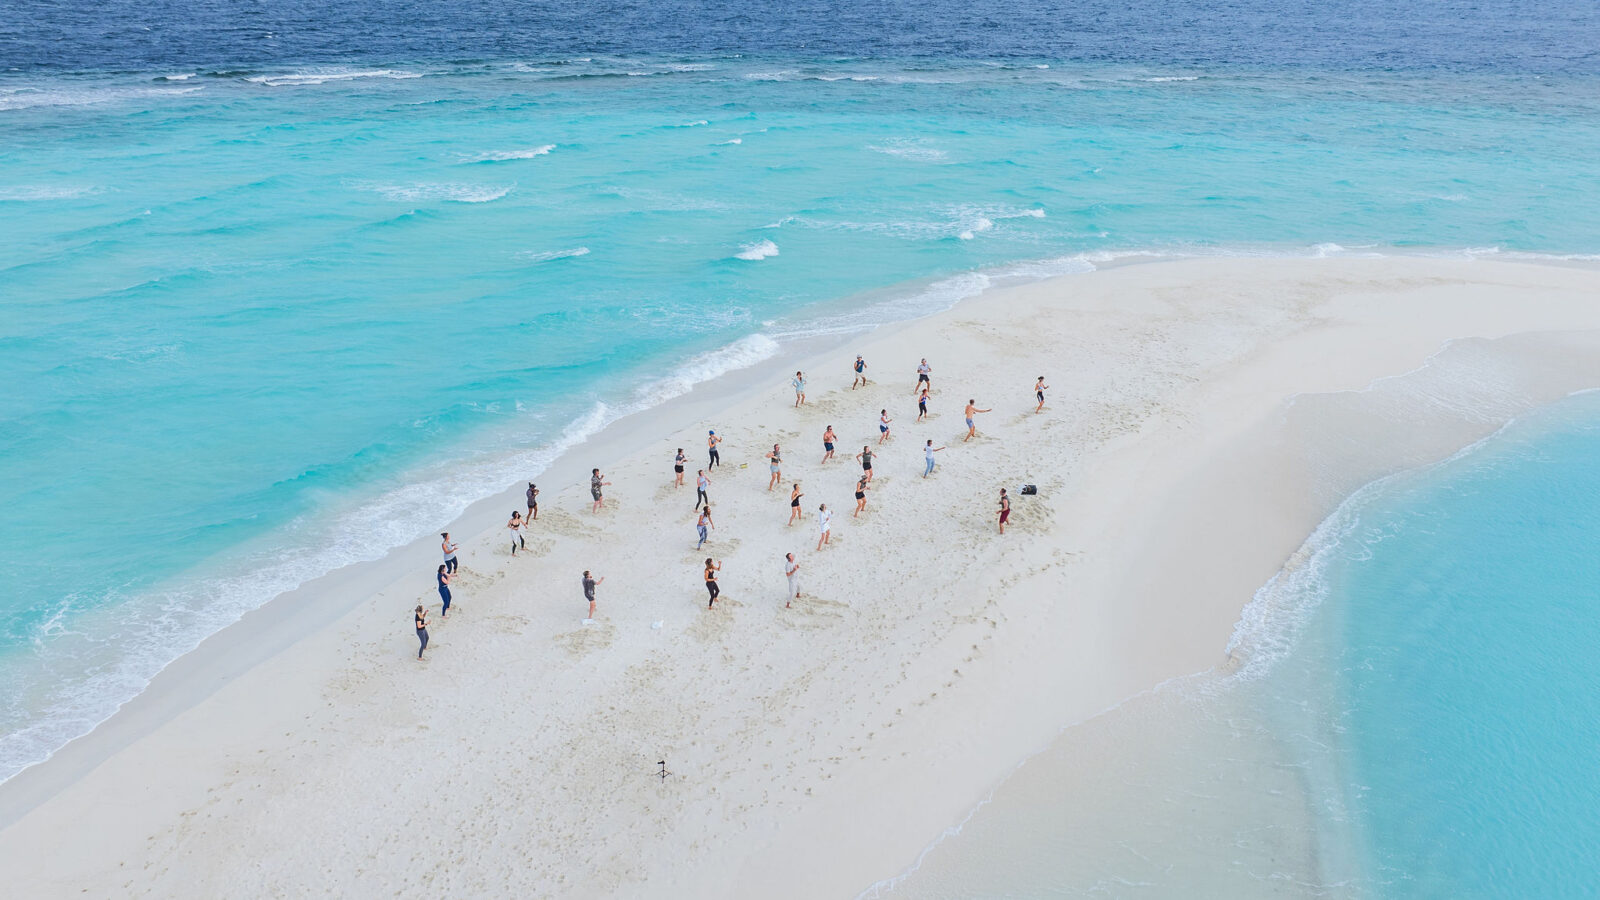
(507, 511), (526, 556)
(441, 533), (458, 575)
(923, 439), (944, 477)
(964, 399), (992, 442)
(695, 469), (711, 510)
(856, 445), (875, 482)
(816, 504), (832, 551)
(674, 448), (687, 486)
(704, 558), (723, 608)
(852, 355), (869, 389)
(822, 425), (837, 463)
(526, 483), (539, 521)
(583, 570), (604, 620)
(696, 504), (714, 549)
(766, 444), (783, 491)
(914, 358), (932, 394)
(998, 487), (1011, 534)
(437, 564), (452, 618)
(878, 409), (893, 444)
(788, 483), (804, 525)
(590, 468), (611, 513)
(793, 371), (807, 406)
(414, 605), (429, 660)
(916, 384), (930, 422)
(785, 553), (801, 607)
(1034, 376), (1050, 413)
(707, 430), (722, 468)
(853, 474), (870, 517)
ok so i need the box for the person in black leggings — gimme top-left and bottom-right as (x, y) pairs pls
(707, 430), (722, 468)
(415, 605), (429, 659)
(437, 564), (452, 617)
(704, 558), (723, 608)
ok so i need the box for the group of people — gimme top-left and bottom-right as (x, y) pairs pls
(413, 354), (1044, 659)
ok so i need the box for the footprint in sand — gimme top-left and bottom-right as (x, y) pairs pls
(552, 620), (617, 656)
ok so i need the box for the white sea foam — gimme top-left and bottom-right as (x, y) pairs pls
(0, 86), (202, 110)
(462, 145), (555, 162)
(670, 119), (709, 127)
(515, 247), (590, 262)
(639, 334), (781, 401)
(734, 239), (780, 260)
(1144, 75), (1201, 82)
(957, 218), (993, 240)
(0, 185), (100, 202)
(246, 68), (424, 87)
(366, 182), (513, 203)
(716, 138), (743, 145)
(158, 73), (197, 81)
(866, 139), (948, 162)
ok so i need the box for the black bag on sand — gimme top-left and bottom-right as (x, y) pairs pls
(1020, 484), (1037, 495)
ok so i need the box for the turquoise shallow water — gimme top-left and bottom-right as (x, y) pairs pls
(1317, 392), (1600, 896)
(3, 58), (1600, 791)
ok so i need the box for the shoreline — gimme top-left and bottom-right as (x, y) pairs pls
(2, 239), (1524, 789)
(3, 256), (1599, 896)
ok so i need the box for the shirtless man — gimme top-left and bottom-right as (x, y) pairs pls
(998, 488), (1011, 534)
(963, 399), (992, 442)
(821, 425), (837, 463)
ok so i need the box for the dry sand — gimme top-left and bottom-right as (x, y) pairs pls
(2, 256), (1598, 898)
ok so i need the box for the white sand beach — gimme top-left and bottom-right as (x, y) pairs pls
(2, 256), (1598, 897)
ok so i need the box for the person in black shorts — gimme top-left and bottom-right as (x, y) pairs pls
(788, 483), (804, 525)
(526, 483), (539, 520)
(855, 445), (874, 482)
(674, 448), (686, 486)
(583, 570), (605, 619)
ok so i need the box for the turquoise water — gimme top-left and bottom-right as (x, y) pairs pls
(1315, 393), (1600, 896)
(5, 58), (1600, 783)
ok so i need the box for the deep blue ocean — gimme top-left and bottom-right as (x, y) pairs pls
(4, 2), (1600, 892)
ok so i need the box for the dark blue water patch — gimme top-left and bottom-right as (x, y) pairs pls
(4, 0), (1600, 75)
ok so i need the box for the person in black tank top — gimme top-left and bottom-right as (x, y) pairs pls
(414, 605), (429, 659)
(704, 558), (723, 608)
